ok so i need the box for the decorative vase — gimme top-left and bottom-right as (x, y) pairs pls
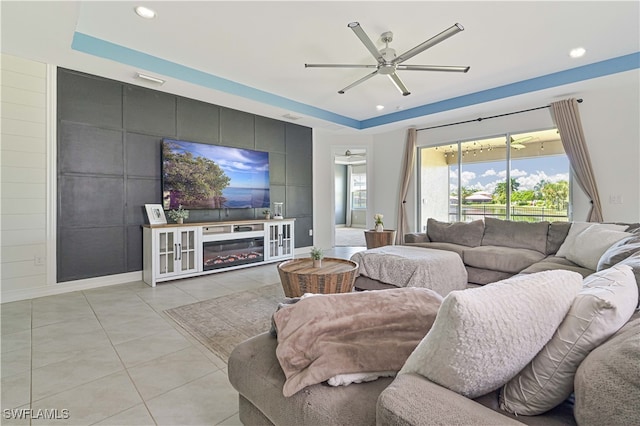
(265, 214), (270, 220)
(313, 259), (322, 268)
(177, 218), (184, 224)
(375, 223), (384, 232)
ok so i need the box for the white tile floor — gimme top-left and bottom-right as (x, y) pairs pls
(0, 247), (364, 426)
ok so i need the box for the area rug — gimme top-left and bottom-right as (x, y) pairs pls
(164, 283), (285, 362)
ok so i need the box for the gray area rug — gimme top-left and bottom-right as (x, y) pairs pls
(164, 283), (285, 361)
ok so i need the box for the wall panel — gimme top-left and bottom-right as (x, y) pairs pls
(57, 68), (313, 281)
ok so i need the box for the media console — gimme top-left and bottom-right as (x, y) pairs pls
(142, 219), (295, 287)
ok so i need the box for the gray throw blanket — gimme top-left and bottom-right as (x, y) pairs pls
(351, 245), (468, 296)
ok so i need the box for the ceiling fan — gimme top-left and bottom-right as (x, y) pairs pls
(509, 136), (535, 150)
(305, 22), (470, 96)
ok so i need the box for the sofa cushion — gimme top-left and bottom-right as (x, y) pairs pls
(617, 252), (640, 306)
(403, 233), (430, 244)
(481, 217), (549, 254)
(573, 312), (640, 426)
(465, 266), (514, 286)
(463, 246), (546, 274)
(546, 222), (572, 255)
(273, 288), (442, 397)
(501, 265), (638, 415)
(427, 218), (484, 247)
(556, 222), (627, 256)
(399, 270), (582, 399)
(228, 332), (393, 426)
(519, 256), (594, 277)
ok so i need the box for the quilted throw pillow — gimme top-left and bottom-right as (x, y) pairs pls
(500, 265), (638, 415)
(399, 270), (582, 399)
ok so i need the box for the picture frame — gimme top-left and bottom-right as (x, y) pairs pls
(145, 204), (167, 225)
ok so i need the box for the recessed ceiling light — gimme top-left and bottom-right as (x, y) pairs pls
(134, 6), (156, 19)
(569, 47), (586, 58)
(376, 105), (385, 111)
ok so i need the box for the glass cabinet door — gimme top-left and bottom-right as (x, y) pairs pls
(179, 228), (198, 273)
(157, 230), (175, 276)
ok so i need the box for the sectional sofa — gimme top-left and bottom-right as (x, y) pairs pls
(228, 218), (640, 425)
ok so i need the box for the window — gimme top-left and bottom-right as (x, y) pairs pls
(351, 165), (367, 209)
(419, 129), (570, 231)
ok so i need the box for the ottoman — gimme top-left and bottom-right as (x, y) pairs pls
(350, 245), (468, 296)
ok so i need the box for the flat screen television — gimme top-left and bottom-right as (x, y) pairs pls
(162, 139), (270, 210)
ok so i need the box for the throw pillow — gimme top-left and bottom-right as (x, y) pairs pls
(557, 223), (630, 270)
(556, 222), (627, 258)
(273, 287), (443, 397)
(597, 234), (640, 271)
(617, 252), (640, 306)
(399, 270), (582, 399)
(500, 265), (638, 415)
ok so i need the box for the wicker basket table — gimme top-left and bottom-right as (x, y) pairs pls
(277, 257), (359, 297)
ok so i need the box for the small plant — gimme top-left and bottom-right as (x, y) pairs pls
(310, 247), (324, 260)
(262, 209), (271, 216)
(167, 205), (189, 222)
(374, 213), (384, 226)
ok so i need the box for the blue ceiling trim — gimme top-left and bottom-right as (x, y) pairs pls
(360, 52), (640, 129)
(71, 31), (638, 131)
(71, 32), (361, 129)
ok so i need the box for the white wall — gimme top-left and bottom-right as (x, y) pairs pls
(312, 70), (639, 247)
(1, 54), (49, 298)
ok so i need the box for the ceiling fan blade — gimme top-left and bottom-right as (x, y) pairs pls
(305, 63), (378, 69)
(338, 70), (379, 94)
(397, 64), (470, 73)
(348, 22), (384, 63)
(395, 23), (464, 64)
(388, 73), (411, 96)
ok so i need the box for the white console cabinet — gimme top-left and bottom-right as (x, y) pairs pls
(266, 221), (294, 260)
(143, 219), (295, 287)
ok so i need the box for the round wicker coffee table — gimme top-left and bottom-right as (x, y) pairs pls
(277, 257), (359, 297)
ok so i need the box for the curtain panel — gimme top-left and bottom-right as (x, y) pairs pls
(550, 98), (603, 222)
(396, 128), (417, 244)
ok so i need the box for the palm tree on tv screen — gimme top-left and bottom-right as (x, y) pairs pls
(163, 143), (231, 208)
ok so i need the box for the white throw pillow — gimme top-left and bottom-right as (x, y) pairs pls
(501, 265), (638, 415)
(556, 222), (627, 259)
(399, 270), (583, 399)
(564, 225), (630, 270)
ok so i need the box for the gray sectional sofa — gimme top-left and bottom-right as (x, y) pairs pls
(405, 217), (638, 284)
(228, 218), (640, 426)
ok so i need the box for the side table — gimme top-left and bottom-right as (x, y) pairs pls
(277, 257), (359, 297)
(364, 229), (397, 249)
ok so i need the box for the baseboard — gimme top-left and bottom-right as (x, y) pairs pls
(1, 271), (143, 303)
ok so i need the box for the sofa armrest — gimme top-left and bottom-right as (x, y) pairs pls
(376, 373), (524, 426)
(404, 233), (430, 244)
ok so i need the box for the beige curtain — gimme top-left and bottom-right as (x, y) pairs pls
(550, 98), (603, 222)
(395, 128), (417, 244)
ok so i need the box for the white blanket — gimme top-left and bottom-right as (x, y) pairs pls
(351, 246), (468, 296)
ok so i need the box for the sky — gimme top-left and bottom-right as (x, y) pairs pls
(450, 155), (569, 194)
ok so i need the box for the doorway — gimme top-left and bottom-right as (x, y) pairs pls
(334, 149), (367, 247)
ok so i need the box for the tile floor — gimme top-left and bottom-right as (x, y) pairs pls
(0, 247), (363, 426)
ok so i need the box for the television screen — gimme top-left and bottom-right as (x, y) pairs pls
(162, 139), (270, 209)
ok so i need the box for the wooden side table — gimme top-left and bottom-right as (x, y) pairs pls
(277, 257), (359, 297)
(364, 230), (397, 249)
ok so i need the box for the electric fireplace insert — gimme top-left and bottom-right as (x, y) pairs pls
(203, 237), (264, 270)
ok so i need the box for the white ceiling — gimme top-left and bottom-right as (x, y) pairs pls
(2, 1), (638, 133)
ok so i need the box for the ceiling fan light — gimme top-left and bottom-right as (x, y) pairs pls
(376, 105), (384, 111)
(569, 47), (586, 58)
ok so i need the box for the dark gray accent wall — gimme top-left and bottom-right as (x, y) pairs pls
(57, 68), (313, 282)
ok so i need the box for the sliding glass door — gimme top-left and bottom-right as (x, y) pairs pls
(418, 129), (570, 232)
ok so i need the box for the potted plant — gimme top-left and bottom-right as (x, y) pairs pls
(263, 209), (271, 220)
(168, 205), (189, 224)
(310, 247), (324, 268)
(374, 213), (384, 232)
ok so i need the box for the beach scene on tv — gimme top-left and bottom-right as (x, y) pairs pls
(162, 139), (270, 210)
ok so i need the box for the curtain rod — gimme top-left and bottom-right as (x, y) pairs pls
(417, 98), (583, 132)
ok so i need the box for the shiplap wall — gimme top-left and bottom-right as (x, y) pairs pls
(1, 54), (48, 296)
